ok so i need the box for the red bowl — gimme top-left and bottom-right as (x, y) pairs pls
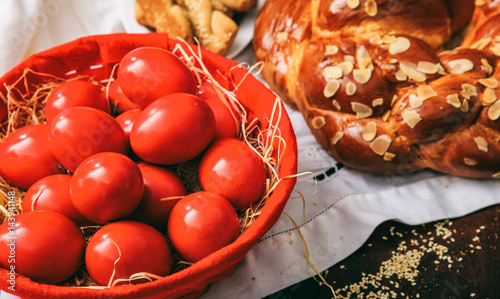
(0, 33), (297, 298)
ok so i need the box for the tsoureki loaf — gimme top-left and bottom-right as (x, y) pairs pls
(254, 0), (500, 178)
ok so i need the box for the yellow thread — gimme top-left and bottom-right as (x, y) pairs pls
(283, 212), (337, 299)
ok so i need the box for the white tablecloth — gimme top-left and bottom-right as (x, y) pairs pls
(1, 1), (499, 298)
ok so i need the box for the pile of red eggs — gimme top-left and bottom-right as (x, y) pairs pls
(0, 47), (269, 286)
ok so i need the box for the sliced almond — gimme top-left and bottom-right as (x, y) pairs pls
(353, 69), (372, 84)
(332, 131), (344, 144)
(389, 58), (399, 64)
(324, 80), (341, 98)
(402, 110), (422, 129)
(474, 136), (488, 152)
(389, 37), (411, 55)
(346, 82), (357, 96)
(492, 171), (500, 179)
(344, 55), (355, 63)
(478, 78), (498, 89)
(490, 44), (500, 56)
(325, 45), (339, 55)
(385, 64), (396, 71)
(351, 102), (373, 119)
(338, 61), (354, 75)
(370, 135), (392, 156)
(356, 48), (373, 70)
(448, 59), (474, 74)
(362, 121), (377, 141)
(446, 94), (462, 108)
(364, 0), (378, 17)
(276, 32), (289, 43)
(409, 94), (424, 108)
(347, 0), (360, 9)
(332, 99), (341, 110)
(487, 100), (500, 120)
(461, 99), (470, 112)
(417, 85), (438, 100)
(464, 158), (478, 166)
(312, 116), (326, 129)
(372, 98), (384, 107)
(395, 69), (407, 81)
(400, 61), (426, 82)
(437, 63), (447, 75)
(383, 152), (396, 161)
(391, 94), (399, 106)
(417, 61), (439, 74)
(382, 110), (391, 121)
(481, 58), (493, 74)
(483, 88), (497, 105)
(461, 83), (478, 99)
(323, 66), (343, 80)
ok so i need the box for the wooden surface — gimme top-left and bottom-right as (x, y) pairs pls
(265, 204), (500, 299)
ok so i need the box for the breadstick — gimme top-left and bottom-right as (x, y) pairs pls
(182, 0), (238, 55)
(136, 0), (193, 42)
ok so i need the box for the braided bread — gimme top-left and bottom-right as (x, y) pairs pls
(254, 0), (500, 178)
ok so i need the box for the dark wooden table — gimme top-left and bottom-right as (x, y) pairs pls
(265, 204), (500, 299)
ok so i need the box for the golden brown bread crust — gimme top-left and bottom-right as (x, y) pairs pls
(182, 0), (239, 55)
(219, 0), (257, 12)
(254, 0), (500, 178)
(136, 0), (194, 43)
(135, 0), (257, 56)
(471, 0), (500, 27)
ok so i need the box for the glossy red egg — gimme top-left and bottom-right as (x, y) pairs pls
(85, 221), (173, 286)
(168, 192), (240, 262)
(49, 107), (128, 172)
(130, 93), (215, 165)
(128, 162), (186, 229)
(198, 138), (268, 209)
(0, 124), (64, 189)
(117, 47), (196, 108)
(44, 80), (110, 124)
(0, 211), (85, 284)
(70, 152), (143, 224)
(22, 174), (92, 226)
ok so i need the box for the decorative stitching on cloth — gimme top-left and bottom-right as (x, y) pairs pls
(257, 173), (443, 243)
(310, 163), (344, 183)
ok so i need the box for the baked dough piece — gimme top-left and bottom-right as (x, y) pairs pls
(135, 0), (255, 55)
(219, 0), (257, 12)
(254, 0), (500, 178)
(182, 0), (238, 55)
(136, 0), (193, 43)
